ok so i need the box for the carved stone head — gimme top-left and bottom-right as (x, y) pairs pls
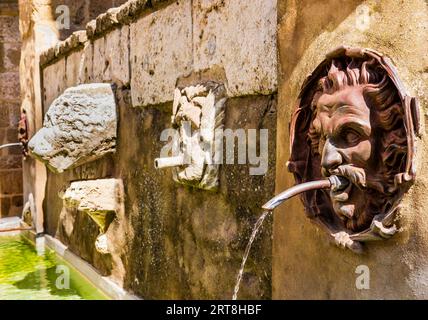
(289, 47), (419, 247)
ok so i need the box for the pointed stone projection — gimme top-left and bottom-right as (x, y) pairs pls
(28, 83), (117, 173)
(61, 178), (124, 254)
(155, 82), (227, 190)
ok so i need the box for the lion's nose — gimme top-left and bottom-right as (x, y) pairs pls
(321, 139), (342, 175)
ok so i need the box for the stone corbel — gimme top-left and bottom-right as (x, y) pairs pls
(60, 178), (124, 254)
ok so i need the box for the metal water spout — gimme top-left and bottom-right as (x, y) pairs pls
(262, 175), (349, 210)
(0, 142), (22, 151)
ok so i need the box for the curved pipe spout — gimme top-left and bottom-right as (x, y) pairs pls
(154, 155), (184, 169)
(0, 142), (22, 151)
(262, 175), (348, 211)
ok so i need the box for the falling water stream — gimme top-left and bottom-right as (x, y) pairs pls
(232, 176), (347, 299)
(232, 210), (271, 300)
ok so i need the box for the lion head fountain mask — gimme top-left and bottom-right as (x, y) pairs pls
(286, 46), (419, 252)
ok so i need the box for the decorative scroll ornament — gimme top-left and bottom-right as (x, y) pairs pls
(289, 46), (419, 252)
(155, 82), (227, 191)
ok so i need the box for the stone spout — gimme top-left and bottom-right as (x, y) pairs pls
(154, 155), (184, 169)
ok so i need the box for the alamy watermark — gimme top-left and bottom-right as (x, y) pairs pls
(55, 5), (70, 31)
(158, 122), (269, 176)
(355, 264), (370, 290)
(55, 265), (70, 289)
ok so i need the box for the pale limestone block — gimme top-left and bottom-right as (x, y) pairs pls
(42, 59), (66, 108)
(105, 26), (130, 86)
(61, 178), (124, 254)
(130, 0), (193, 107)
(193, 0), (277, 96)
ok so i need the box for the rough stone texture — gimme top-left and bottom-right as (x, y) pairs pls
(61, 178), (124, 254)
(104, 26), (130, 86)
(0, 72), (20, 102)
(274, 0), (428, 299)
(130, 0), (193, 107)
(29, 83), (117, 173)
(155, 82), (226, 190)
(92, 28), (130, 86)
(78, 41), (94, 83)
(65, 50), (82, 88)
(193, 0), (277, 96)
(0, 1), (22, 218)
(42, 59), (67, 111)
(42, 87), (276, 299)
(32, 0), (278, 299)
(39, 0), (278, 106)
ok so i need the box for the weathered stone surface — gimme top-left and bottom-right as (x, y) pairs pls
(29, 83), (117, 173)
(130, 0), (193, 107)
(0, 170), (23, 195)
(193, 0), (277, 96)
(42, 87), (275, 298)
(77, 41), (94, 83)
(6, 102), (20, 128)
(0, 41), (21, 72)
(92, 36), (107, 82)
(105, 26), (130, 86)
(155, 82), (227, 190)
(0, 2), (23, 219)
(0, 155), (22, 169)
(42, 59), (66, 109)
(0, 107), (9, 128)
(92, 28), (130, 86)
(21, 193), (35, 227)
(61, 178), (124, 254)
(0, 15), (20, 42)
(65, 50), (82, 88)
(62, 179), (122, 227)
(0, 72), (20, 102)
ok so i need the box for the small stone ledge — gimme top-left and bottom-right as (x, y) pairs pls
(40, 0), (175, 68)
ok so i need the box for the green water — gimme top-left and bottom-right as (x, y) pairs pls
(0, 236), (108, 300)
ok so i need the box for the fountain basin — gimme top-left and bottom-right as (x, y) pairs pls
(0, 219), (139, 300)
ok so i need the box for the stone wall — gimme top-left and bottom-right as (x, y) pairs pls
(36, 0), (277, 299)
(0, 0), (23, 218)
(274, 0), (428, 299)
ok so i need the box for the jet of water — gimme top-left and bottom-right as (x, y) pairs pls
(232, 210), (271, 300)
